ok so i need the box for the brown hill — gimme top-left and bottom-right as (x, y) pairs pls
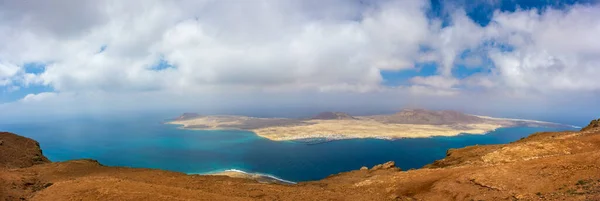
(0, 132), (49, 169)
(582, 118), (599, 131)
(311, 112), (357, 120)
(174, 113), (201, 121)
(369, 109), (483, 125)
(2, 118), (600, 200)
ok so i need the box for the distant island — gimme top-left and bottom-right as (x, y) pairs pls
(167, 109), (572, 141)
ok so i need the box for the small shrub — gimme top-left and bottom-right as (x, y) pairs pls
(576, 179), (591, 186)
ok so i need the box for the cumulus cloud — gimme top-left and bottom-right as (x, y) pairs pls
(410, 76), (460, 89)
(0, 0), (432, 94)
(0, 62), (19, 86)
(416, 3), (600, 96)
(484, 5), (600, 92)
(20, 92), (58, 103)
(0, 0), (599, 124)
(429, 10), (489, 76)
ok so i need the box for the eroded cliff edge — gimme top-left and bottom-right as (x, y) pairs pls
(1, 119), (600, 200)
(0, 132), (49, 169)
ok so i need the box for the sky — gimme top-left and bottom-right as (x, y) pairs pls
(0, 0), (599, 126)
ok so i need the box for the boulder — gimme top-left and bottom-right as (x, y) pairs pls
(446, 148), (456, 156)
(371, 161), (399, 171)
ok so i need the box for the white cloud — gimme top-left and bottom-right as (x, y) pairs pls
(410, 76), (460, 89)
(407, 85), (459, 96)
(483, 5), (600, 92)
(429, 10), (489, 76)
(20, 92), (58, 103)
(0, 0), (599, 124)
(0, 0), (431, 94)
(0, 61), (19, 86)
(422, 4), (600, 94)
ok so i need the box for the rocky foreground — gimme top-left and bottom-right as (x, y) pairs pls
(1, 119), (600, 200)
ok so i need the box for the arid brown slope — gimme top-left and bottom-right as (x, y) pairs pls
(367, 109), (484, 125)
(0, 132), (49, 169)
(174, 113), (202, 121)
(582, 118), (599, 131)
(2, 124), (600, 200)
(0, 132), (50, 200)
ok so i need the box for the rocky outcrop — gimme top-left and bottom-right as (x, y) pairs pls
(582, 118), (600, 131)
(0, 132), (50, 168)
(370, 161), (399, 171)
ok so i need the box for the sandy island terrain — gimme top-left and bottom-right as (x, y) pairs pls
(168, 109), (570, 141)
(251, 119), (503, 140)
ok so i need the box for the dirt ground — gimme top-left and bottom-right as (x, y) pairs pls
(1, 122), (600, 200)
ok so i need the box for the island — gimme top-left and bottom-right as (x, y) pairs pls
(2, 119), (599, 200)
(167, 109), (572, 141)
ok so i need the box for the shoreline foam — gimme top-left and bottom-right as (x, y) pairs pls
(195, 169), (297, 184)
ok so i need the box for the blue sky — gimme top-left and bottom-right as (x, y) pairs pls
(431, 0), (598, 25)
(0, 0), (599, 125)
(5, 0), (594, 100)
(0, 62), (53, 102)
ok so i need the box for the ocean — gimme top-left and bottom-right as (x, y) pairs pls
(0, 116), (572, 182)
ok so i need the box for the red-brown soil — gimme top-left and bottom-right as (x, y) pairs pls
(0, 132), (49, 169)
(2, 120), (600, 200)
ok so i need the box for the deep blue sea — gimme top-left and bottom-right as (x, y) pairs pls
(0, 117), (572, 182)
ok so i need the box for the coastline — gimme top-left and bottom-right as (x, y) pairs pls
(168, 120), (506, 141)
(171, 123), (508, 143)
(196, 169), (297, 185)
(3, 121), (600, 200)
(166, 110), (575, 142)
(250, 121), (504, 141)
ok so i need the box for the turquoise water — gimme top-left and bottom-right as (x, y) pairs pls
(0, 117), (571, 182)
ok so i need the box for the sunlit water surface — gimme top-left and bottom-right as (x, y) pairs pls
(1, 117), (571, 182)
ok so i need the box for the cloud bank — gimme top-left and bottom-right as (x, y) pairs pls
(0, 0), (599, 125)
